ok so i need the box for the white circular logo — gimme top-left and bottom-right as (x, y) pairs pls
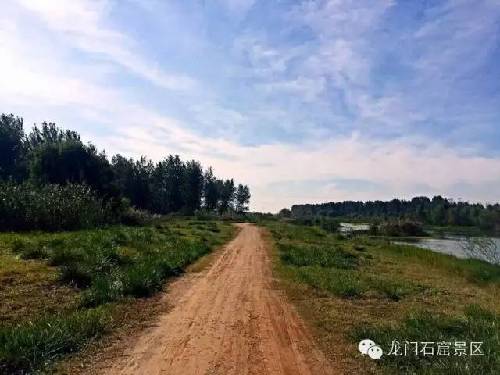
(358, 339), (383, 360)
(368, 345), (383, 359)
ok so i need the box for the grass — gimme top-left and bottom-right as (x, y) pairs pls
(353, 305), (500, 374)
(0, 308), (111, 374)
(272, 224), (426, 301)
(0, 218), (234, 374)
(264, 221), (500, 374)
(371, 238), (500, 284)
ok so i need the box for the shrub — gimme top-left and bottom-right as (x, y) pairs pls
(48, 247), (84, 266)
(318, 218), (339, 233)
(81, 274), (124, 307)
(60, 263), (93, 288)
(378, 220), (426, 237)
(0, 182), (117, 231)
(121, 207), (158, 226)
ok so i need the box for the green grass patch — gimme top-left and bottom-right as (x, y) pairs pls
(295, 266), (366, 298)
(353, 305), (500, 374)
(279, 242), (360, 269)
(0, 307), (111, 374)
(0, 218), (235, 373)
(270, 222), (428, 301)
(264, 220), (500, 374)
(376, 241), (500, 284)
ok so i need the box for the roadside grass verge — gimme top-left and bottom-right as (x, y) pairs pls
(274, 227), (427, 302)
(264, 221), (500, 374)
(0, 218), (234, 374)
(353, 305), (500, 374)
(0, 307), (111, 374)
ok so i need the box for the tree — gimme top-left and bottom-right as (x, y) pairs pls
(152, 155), (185, 214)
(0, 114), (25, 180)
(30, 140), (116, 197)
(112, 155), (153, 209)
(235, 184), (251, 213)
(0, 113), (252, 219)
(278, 208), (291, 218)
(182, 160), (203, 214)
(203, 167), (218, 210)
(217, 179), (235, 214)
(25, 122), (80, 152)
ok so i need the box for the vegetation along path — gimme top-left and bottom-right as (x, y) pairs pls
(105, 223), (333, 375)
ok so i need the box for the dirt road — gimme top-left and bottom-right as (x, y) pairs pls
(105, 224), (333, 375)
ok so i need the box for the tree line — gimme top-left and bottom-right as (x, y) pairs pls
(0, 113), (251, 220)
(288, 196), (500, 231)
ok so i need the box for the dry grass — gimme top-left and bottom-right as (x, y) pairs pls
(0, 250), (78, 325)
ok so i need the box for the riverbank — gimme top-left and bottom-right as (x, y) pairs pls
(265, 221), (500, 374)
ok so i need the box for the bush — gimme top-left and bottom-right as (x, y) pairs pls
(121, 207), (158, 226)
(60, 263), (93, 288)
(0, 182), (118, 231)
(318, 218), (339, 233)
(378, 220), (426, 237)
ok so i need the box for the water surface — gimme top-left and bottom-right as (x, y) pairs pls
(394, 236), (500, 263)
(339, 222), (370, 233)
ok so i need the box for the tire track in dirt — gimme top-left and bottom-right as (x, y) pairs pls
(105, 223), (333, 375)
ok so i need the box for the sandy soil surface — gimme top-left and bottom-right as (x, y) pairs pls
(104, 223), (333, 375)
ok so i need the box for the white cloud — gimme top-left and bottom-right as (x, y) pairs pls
(15, 0), (197, 91)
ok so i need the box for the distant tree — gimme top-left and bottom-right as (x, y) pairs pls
(0, 114), (25, 180)
(182, 160), (203, 214)
(152, 155), (185, 214)
(1, 113), (252, 220)
(203, 167), (218, 210)
(278, 208), (291, 218)
(216, 179), (235, 214)
(289, 195), (499, 231)
(111, 154), (135, 199)
(112, 155), (153, 209)
(235, 184), (251, 213)
(29, 132), (116, 198)
(25, 122), (80, 152)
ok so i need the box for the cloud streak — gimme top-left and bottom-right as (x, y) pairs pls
(17, 0), (198, 91)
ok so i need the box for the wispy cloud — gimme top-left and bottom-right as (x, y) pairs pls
(16, 0), (197, 91)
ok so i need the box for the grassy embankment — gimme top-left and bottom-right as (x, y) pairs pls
(264, 221), (500, 374)
(0, 218), (234, 374)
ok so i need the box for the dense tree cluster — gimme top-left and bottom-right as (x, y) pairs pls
(0, 113), (251, 218)
(290, 196), (500, 231)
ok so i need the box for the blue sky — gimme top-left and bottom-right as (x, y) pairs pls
(1, 0), (500, 211)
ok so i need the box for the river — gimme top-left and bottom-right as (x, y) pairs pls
(394, 236), (500, 264)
